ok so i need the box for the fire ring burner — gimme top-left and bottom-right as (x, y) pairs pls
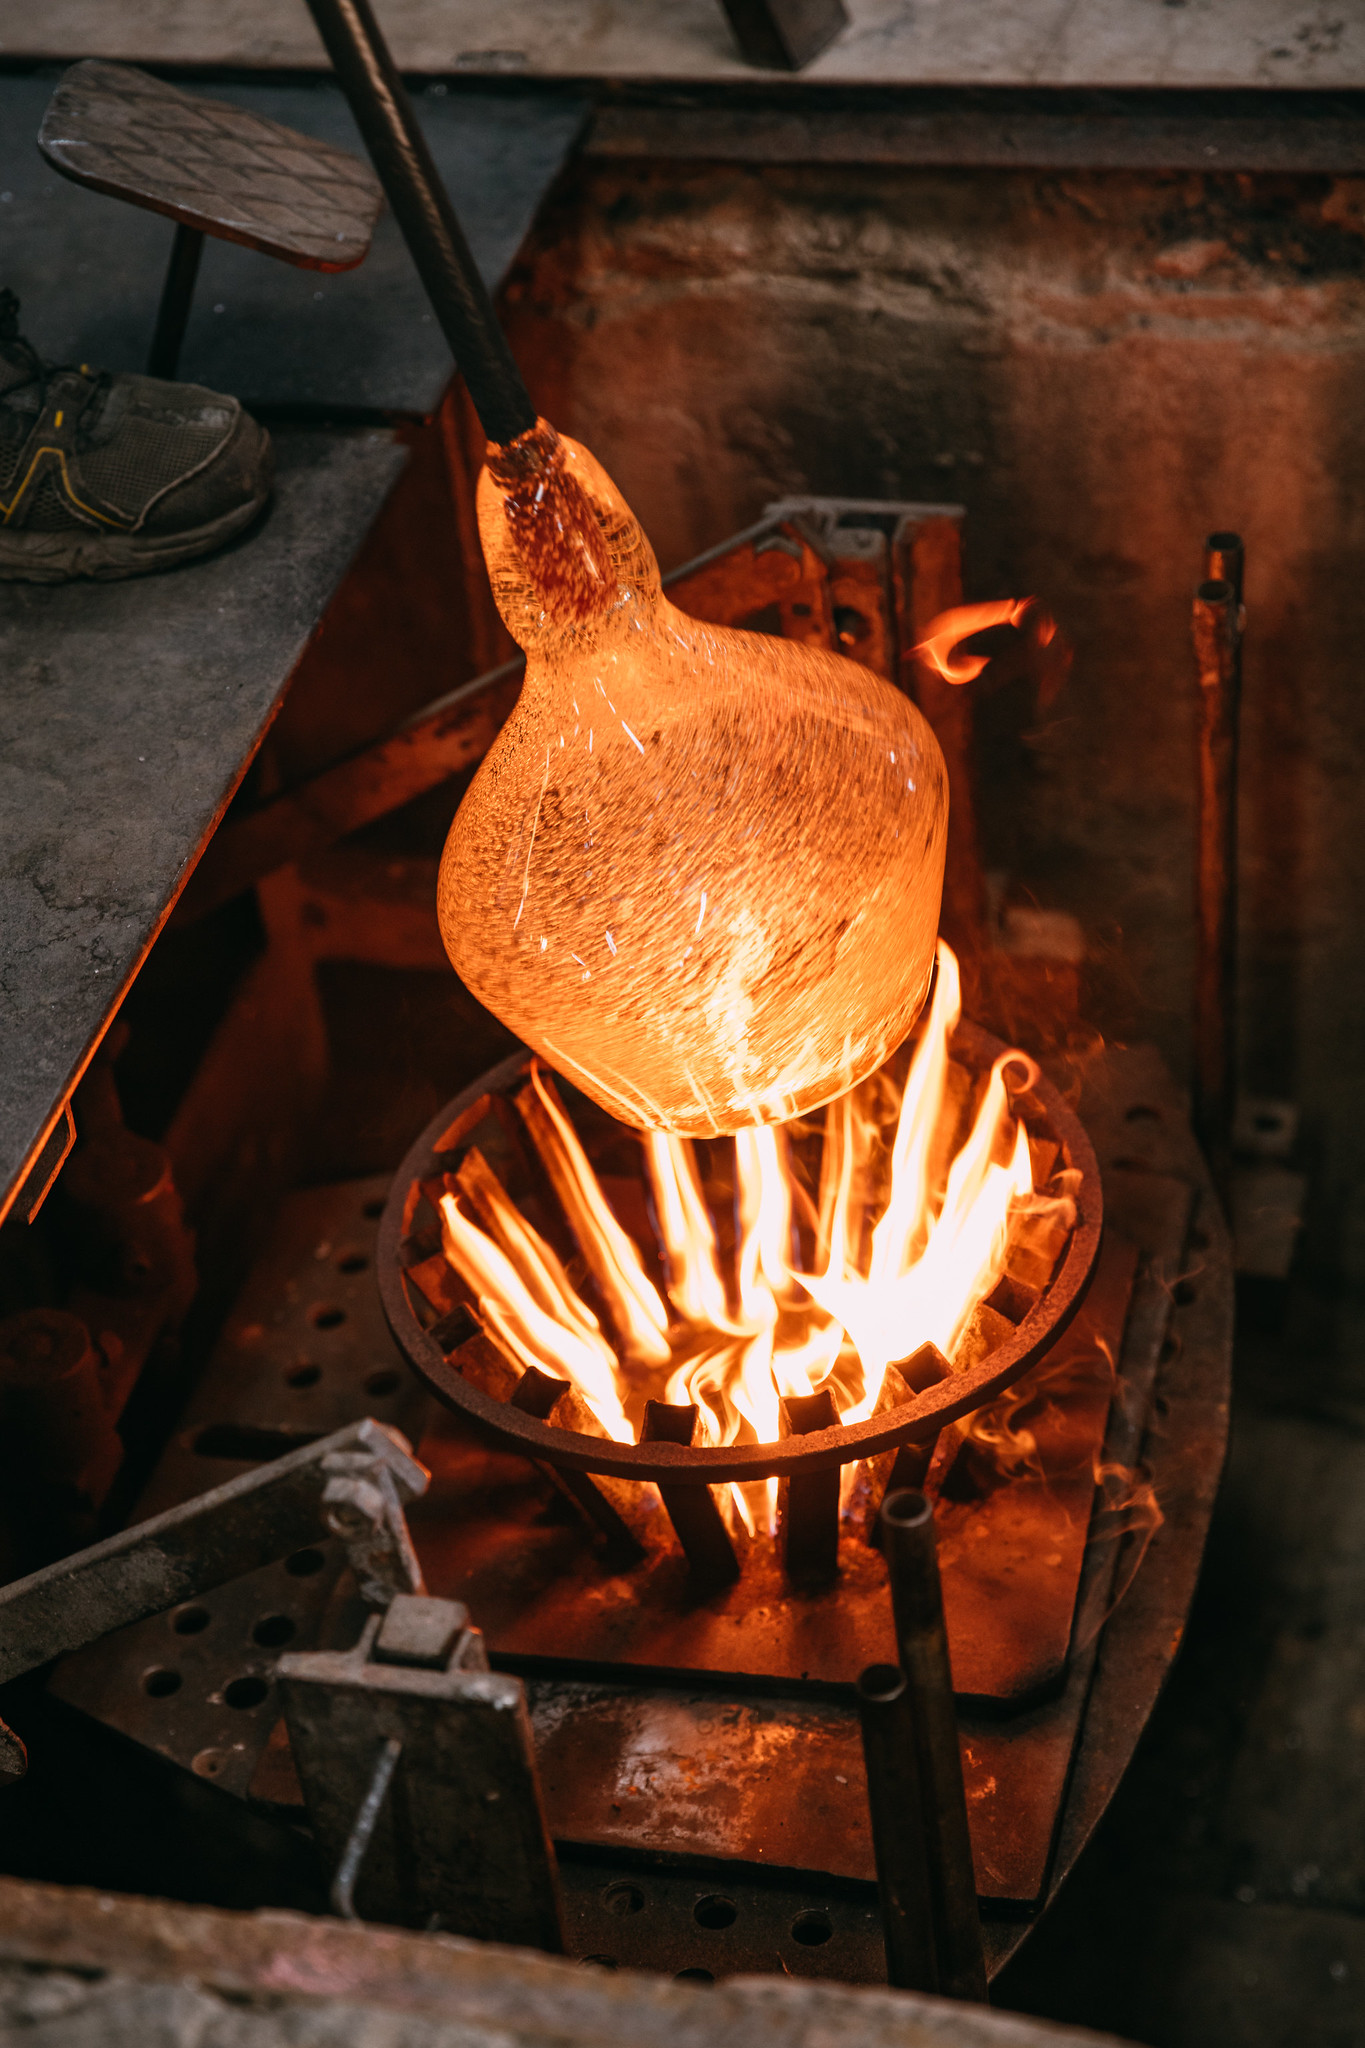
(379, 1023), (1102, 1487)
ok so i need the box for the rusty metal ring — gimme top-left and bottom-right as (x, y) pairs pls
(379, 1024), (1102, 1485)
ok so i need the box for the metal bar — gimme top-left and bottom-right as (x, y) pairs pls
(895, 517), (986, 970)
(301, 0), (535, 445)
(331, 1735), (403, 1919)
(641, 1400), (739, 1584)
(1192, 556), (1243, 1177)
(780, 1387), (841, 1583)
(856, 1662), (939, 1993)
(584, 100), (1365, 175)
(146, 223), (204, 380)
(512, 1368), (647, 1559)
(879, 1488), (987, 2002)
(18, 1102), (76, 1226)
(0, 1416), (425, 1686)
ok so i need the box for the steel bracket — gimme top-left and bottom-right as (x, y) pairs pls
(278, 1593), (565, 1952)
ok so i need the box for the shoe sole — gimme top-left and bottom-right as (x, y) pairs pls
(0, 488), (271, 584)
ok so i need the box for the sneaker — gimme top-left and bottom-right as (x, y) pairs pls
(0, 289), (272, 582)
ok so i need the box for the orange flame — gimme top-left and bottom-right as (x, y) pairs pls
(913, 600), (1054, 685)
(432, 942), (1066, 1534)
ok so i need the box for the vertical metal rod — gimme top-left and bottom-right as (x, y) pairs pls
(301, 0), (536, 444)
(1192, 545), (1243, 1179)
(641, 1400), (739, 1584)
(879, 1488), (987, 2002)
(511, 1368), (645, 1560)
(330, 1734), (403, 1919)
(779, 1388), (841, 1583)
(146, 223), (204, 380)
(856, 1661), (940, 1993)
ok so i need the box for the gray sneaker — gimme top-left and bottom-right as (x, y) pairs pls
(0, 289), (272, 582)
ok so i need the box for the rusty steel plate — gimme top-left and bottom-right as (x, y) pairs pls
(379, 1023), (1103, 1484)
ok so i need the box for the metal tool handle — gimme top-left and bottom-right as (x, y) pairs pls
(302, 0), (537, 445)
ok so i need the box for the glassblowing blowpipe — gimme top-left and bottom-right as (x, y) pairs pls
(437, 420), (949, 1137)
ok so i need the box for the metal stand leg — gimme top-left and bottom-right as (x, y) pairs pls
(856, 1662), (939, 1992)
(779, 1387), (841, 1583)
(1192, 534), (1245, 1185)
(879, 1488), (988, 2001)
(146, 222), (204, 380)
(642, 1399), (739, 1584)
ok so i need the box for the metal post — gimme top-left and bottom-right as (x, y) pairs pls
(719, 0), (849, 69)
(879, 1488), (987, 2002)
(511, 1367), (646, 1560)
(301, 0), (536, 444)
(641, 1399), (739, 1584)
(1192, 544), (1243, 1179)
(146, 222), (204, 380)
(856, 1662), (939, 1993)
(779, 1387), (841, 1583)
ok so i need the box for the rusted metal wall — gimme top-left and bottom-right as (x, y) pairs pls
(500, 159), (1365, 1263)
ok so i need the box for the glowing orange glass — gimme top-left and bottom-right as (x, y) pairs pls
(438, 421), (949, 1136)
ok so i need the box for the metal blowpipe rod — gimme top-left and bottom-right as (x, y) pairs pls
(302, 0), (537, 446)
(879, 1488), (988, 2002)
(856, 1662), (939, 1993)
(1192, 533), (1245, 1175)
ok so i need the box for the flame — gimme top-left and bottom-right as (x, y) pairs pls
(437, 1188), (631, 1439)
(913, 600), (1051, 685)
(429, 942), (1065, 1533)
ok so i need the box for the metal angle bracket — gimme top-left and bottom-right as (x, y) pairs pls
(278, 1593), (565, 1952)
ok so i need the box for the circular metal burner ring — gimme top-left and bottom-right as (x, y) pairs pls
(379, 1024), (1102, 1485)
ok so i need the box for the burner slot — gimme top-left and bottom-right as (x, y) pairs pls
(779, 1387), (841, 1584)
(641, 1399), (740, 1585)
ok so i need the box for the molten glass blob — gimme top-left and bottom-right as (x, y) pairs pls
(437, 420), (949, 1136)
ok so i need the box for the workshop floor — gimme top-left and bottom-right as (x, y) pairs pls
(993, 1274), (1365, 2047)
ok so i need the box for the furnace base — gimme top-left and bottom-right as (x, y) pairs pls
(48, 1045), (1223, 1982)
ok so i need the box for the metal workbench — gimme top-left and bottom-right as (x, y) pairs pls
(0, 71), (585, 1223)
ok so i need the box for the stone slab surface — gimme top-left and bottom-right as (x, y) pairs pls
(1, 71), (586, 413)
(0, 427), (407, 1222)
(0, 0), (1359, 88)
(0, 1876), (1140, 2047)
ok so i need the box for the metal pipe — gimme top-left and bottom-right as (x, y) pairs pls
(879, 1488), (987, 2002)
(641, 1400), (739, 1584)
(856, 1661), (939, 1993)
(146, 222), (203, 380)
(301, 0), (536, 445)
(780, 1387), (841, 1583)
(1192, 554), (1243, 1176)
